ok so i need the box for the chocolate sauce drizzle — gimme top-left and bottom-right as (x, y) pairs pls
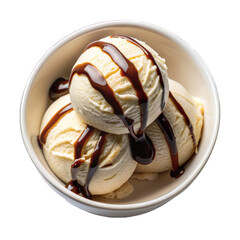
(169, 92), (196, 147)
(66, 126), (107, 199)
(111, 35), (166, 111)
(154, 92), (197, 178)
(155, 114), (184, 178)
(69, 62), (155, 165)
(49, 77), (69, 101)
(39, 103), (73, 145)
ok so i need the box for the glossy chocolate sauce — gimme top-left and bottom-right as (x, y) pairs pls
(84, 41), (148, 135)
(49, 77), (69, 101)
(169, 92), (196, 147)
(155, 114), (184, 178)
(155, 92), (196, 178)
(39, 103), (73, 145)
(66, 125), (94, 198)
(111, 35), (166, 111)
(84, 131), (107, 198)
(69, 62), (155, 165)
(66, 130), (107, 198)
(73, 126), (95, 161)
(128, 133), (155, 165)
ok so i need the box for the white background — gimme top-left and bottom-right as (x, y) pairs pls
(1, 0), (239, 239)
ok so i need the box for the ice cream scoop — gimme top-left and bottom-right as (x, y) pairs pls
(39, 94), (137, 198)
(135, 79), (204, 176)
(69, 35), (169, 136)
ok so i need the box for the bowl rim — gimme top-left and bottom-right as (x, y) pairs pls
(20, 20), (220, 211)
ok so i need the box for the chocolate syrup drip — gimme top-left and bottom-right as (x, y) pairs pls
(69, 62), (155, 165)
(49, 78), (69, 101)
(129, 133), (155, 165)
(169, 91), (196, 147)
(66, 125), (94, 198)
(111, 35), (166, 111)
(84, 131), (107, 198)
(155, 92), (196, 178)
(39, 103), (73, 144)
(155, 114), (184, 178)
(66, 130), (107, 199)
(74, 126), (94, 160)
(84, 41), (148, 135)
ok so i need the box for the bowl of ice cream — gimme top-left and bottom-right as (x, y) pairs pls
(20, 20), (220, 217)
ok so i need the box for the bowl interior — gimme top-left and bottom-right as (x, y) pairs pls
(24, 23), (218, 205)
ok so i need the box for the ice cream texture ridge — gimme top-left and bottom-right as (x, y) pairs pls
(38, 35), (204, 199)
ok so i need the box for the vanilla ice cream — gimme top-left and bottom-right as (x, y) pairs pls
(39, 34), (204, 200)
(135, 79), (204, 174)
(39, 94), (137, 196)
(69, 35), (169, 135)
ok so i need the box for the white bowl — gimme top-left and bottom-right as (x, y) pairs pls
(20, 20), (220, 217)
